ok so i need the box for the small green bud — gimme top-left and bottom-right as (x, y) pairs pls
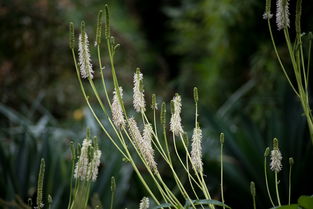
(76, 143), (81, 157)
(28, 198), (33, 206)
(161, 102), (166, 126)
(70, 141), (76, 161)
(111, 176), (116, 192)
(69, 22), (75, 49)
(220, 132), (224, 144)
(80, 21), (86, 45)
(81, 21), (86, 34)
(295, 0), (302, 35)
(265, 0), (272, 15)
(250, 181), (256, 197)
(136, 67), (141, 74)
(88, 146), (94, 161)
(93, 136), (99, 150)
(264, 147), (270, 157)
(96, 10), (103, 46)
(48, 195), (53, 204)
(193, 87), (199, 103)
(289, 157), (294, 166)
(37, 158), (45, 208)
(104, 4), (110, 39)
(170, 100), (175, 114)
(273, 138), (279, 150)
(110, 36), (115, 46)
(151, 94), (157, 110)
(86, 128), (91, 139)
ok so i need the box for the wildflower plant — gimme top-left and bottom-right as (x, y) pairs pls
(264, 0), (313, 145)
(69, 5), (229, 209)
(67, 4), (313, 209)
(27, 132), (103, 209)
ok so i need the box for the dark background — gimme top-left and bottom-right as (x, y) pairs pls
(1, 0), (313, 208)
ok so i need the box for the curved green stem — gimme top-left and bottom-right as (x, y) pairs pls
(264, 157), (275, 207)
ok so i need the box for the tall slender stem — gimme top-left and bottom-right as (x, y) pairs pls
(275, 172), (281, 206)
(264, 157), (275, 207)
(220, 142), (225, 209)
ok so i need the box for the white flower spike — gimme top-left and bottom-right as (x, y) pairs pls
(276, 0), (290, 30)
(78, 22), (94, 79)
(170, 94), (184, 136)
(112, 87), (126, 128)
(133, 68), (146, 112)
(191, 126), (203, 173)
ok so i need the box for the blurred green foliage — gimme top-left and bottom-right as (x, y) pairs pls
(1, 0), (313, 208)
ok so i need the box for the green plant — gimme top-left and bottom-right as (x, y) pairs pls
(264, 0), (313, 145)
(70, 4), (312, 209)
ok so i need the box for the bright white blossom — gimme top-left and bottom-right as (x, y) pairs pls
(88, 150), (102, 181)
(191, 127), (203, 173)
(74, 138), (91, 180)
(133, 71), (146, 112)
(142, 124), (158, 173)
(170, 95), (184, 136)
(78, 32), (94, 79)
(276, 0), (290, 30)
(74, 138), (101, 181)
(128, 118), (158, 174)
(139, 197), (149, 209)
(112, 87), (125, 128)
(270, 149), (282, 172)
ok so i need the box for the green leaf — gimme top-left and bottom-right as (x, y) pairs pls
(151, 203), (173, 209)
(184, 199), (231, 208)
(271, 204), (300, 209)
(298, 195), (313, 209)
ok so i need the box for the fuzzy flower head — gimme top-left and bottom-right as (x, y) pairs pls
(139, 197), (149, 209)
(142, 124), (158, 174)
(276, 0), (290, 30)
(88, 150), (102, 181)
(191, 126), (203, 173)
(133, 68), (146, 112)
(112, 87), (125, 128)
(78, 27), (94, 79)
(170, 94), (184, 136)
(128, 118), (158, 174)
(270, 138), (283, 172)
(74, 138), (102, 181)
(74, 138), (92, 180)
(270, 149), (282, 172)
